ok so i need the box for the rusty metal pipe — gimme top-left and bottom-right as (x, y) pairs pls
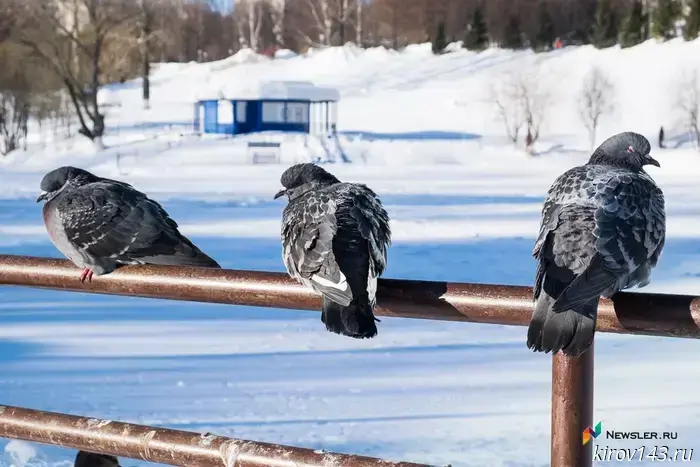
(551, 346), (594, 467)
(0, 255), (699, 338)
(0, 405), (435, 467)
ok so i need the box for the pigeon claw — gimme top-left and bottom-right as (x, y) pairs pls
(79, 268), (94, 283)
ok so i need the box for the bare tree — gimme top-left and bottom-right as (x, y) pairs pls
(676, 68), (700, 150)
(0, 87), (30, 155)
(491, 68), (551, 153)
(236, 0), (264, 50)
(13, 0), (136, 149)
(138, 0), (158, 109)
(490, 75), (524, 144)
(296, 0), (358, 47)
(578, 66), (615, 150)
(375, 0), (402, 48)
(519, 71), (550, 154)
(336, 0), (353, 44)
(304, 0), (333, 45)
(268, 0), (287, 46)
(355, 0), (362, 44)
(0, 44), (32, 155)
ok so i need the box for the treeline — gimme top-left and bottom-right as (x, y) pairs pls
(0, 0), (698, 154)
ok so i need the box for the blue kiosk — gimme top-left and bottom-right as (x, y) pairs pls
(193, 81), (340, 136)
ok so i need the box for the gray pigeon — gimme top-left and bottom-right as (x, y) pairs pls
(74, 451), (120, 467)
(275, 163), (391, 338)
(527, 132), (665, 356)
(37, 166), (220, 282)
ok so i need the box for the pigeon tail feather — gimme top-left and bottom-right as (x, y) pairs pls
(527, 276), (599, 357)
(321, 295), (378, 339)
(528, 288), (598, 357)
(74, 451), (120, 467)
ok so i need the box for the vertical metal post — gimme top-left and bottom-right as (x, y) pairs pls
(551, 343), (594, 467)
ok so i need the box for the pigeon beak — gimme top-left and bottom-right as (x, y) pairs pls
(644, 155), (661, 168)
(273, 189), (286, 200)
(36, 192), (48, 203)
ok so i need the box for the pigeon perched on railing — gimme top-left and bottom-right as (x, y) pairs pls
(38, 166), (220, 282)
(275, 163), (391, 338)
(527, 132), (666, 356)
(74, 451), (120, 467)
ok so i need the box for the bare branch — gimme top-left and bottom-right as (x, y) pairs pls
(490, 75), (522, 144)
(676, 68), (700, 151)
(268, 0), (287, 46)
(578, 66), (615, 150)
(491, 68), (551, 154)
(235, 0), (264, 50)
(9, 0), (133, 144)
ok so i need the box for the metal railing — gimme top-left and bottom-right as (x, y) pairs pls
(0, 405), (430, 467)
(0, 254), (699, 467)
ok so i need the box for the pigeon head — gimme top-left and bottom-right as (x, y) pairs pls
(588, 132), (659, 171)
(37, 166), (99, 203)
(274, 163), (341, 201)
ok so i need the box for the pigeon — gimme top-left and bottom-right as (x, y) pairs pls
(275, 163), (391, 338)
(527, 132), (665, 357)
(37, 166), (220, 282)
(74, 451), (120, 467)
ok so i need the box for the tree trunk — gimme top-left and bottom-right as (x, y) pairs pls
(392, 3), (398, 49)
(356, 0), (362, 45)
(90, 36), (105, 141)
(141, 2), (152, 109)
(143, 50), (150, 109)
(338, 0), (346, 44)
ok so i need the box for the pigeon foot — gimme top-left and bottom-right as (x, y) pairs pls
(79, 268), (94, 283)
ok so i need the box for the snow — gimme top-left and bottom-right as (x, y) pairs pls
(223, 80), (340, 102)
(211, 48), (270, 70)
(194, 80), (339, 102)
(3, 441), (38, 467)
(274, 49), (298, 60)
(2, 39), (700, 466)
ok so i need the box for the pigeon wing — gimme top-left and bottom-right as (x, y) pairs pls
(552, 171), (665, 311)
(532, 168), (581, 300)
(591, 172), (665, 273)
(57, 181), (187, 261)
(282, 193), (353, 307)
(348, 184), (391, 277)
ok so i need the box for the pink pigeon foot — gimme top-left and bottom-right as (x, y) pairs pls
(79, 268), (94, 283)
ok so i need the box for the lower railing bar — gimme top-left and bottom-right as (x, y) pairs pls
(0, 255), (698, 338)
(551, 347), (594, 467)
(0, 405), (436, 467)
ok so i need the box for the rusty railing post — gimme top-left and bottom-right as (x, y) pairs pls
(550, 343), (594, 467)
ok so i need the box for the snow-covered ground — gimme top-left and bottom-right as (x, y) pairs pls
(2, 39), (700, 466)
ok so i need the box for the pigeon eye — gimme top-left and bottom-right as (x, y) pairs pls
(627, 146), (634, 153)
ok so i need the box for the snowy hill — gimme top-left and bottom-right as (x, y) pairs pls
(4, 38), (700, 200)
(2, 39), (700, 467)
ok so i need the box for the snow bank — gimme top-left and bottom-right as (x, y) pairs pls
(444, 41), (464, 52)
(275, 48), (298, 59)
(4, 440), (38, 467)
(305, 42), (364, 67)
(210, 47), (270, 72)
(363, 46), (397, 61)
(402, 42), (434, 56)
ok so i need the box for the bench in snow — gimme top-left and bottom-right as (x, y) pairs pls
(247, 141), (281, 164)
